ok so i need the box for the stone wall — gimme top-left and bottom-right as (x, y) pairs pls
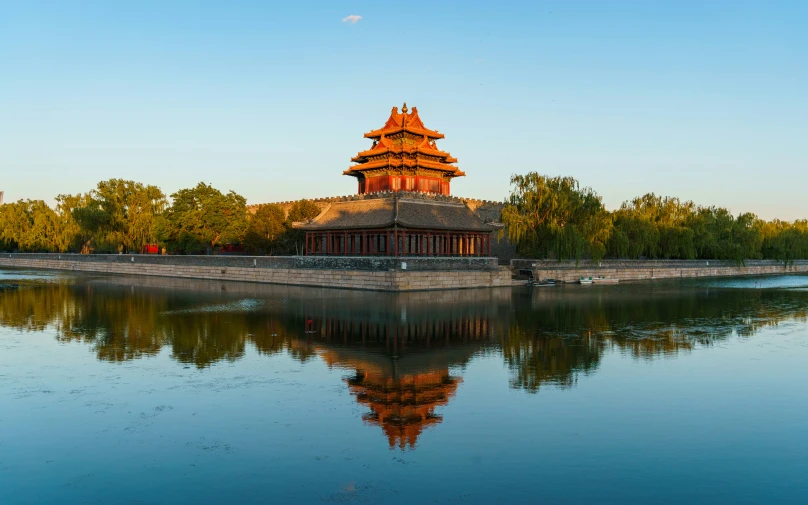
(0, 254), (512, 292)
(511, 258), (808, 283)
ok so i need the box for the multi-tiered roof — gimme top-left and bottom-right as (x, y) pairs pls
(344, 103), (464, 195)
(295, 104), (500, 257)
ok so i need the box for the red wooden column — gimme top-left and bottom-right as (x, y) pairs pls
(427, 232), (432, 256)
(392, 230), (397, 256)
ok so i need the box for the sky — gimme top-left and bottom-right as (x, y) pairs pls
(1, 0), (806, 220)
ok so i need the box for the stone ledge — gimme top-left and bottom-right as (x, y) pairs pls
(0, 257), (511, 292)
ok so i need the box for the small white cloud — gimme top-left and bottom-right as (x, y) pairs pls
(342, 14), (362, 24)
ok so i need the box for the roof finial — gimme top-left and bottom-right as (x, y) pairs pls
(402, 102), (408, 113)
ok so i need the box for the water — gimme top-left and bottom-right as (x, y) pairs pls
(1, 268), (807, 504)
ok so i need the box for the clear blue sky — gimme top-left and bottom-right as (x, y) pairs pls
(1, 1), (806, 219)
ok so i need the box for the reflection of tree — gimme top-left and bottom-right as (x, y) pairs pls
(1, 276), (808, 390)
(501, 286), (808, 392)
(501, 328), (602, 392)
(0, 281), (71, 332)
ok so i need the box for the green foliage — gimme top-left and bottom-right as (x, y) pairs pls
(0, 200), (62, 252)
(2, 173), (806, 262)
(55, 193), (94, 253)
(504, 174), (808, 263)
(64, 179), (167, 253)
(760, 219), (808, 264)
(501, 173), (612, 261)
(156, 182), (248, 254)
(606, 194), (766, 262)
(287, 200), (321, 223)
(280, 200), (321, 255)
(244, 203), (286, 254)
(243, 199), (322, 255)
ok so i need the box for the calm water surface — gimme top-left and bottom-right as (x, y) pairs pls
(1, 268), (807, 504)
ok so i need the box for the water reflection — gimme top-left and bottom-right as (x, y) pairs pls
(2, 270), (808, 447)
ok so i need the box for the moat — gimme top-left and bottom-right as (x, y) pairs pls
(1, 268), (807, 504)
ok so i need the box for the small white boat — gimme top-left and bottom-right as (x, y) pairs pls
(578, 277), (594, 285)
(592, 276), (619, 284)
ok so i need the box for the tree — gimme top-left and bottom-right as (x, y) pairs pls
(0, 200), (62, 252)
(54, 193), (92, 253)
(65, 179), (166, 253)
(278, 200), (321, 255)
(157, 182), (248, 254)
(501, 173), (612, 261)
(244, 204), (286, 254)
(609, 194), (696, 259)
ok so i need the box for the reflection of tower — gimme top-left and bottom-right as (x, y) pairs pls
(347, 366), (461, 450)
(318, 346), (478, 450)
(299, 288), (507, 449)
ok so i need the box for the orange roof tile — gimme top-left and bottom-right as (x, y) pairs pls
(346, 104), (463, 182)
(364, 103), (445, 139)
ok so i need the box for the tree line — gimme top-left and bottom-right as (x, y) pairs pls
(501, 172), (808, 263)
(0, 179), (320, 255)
(3, 173), (807, 261)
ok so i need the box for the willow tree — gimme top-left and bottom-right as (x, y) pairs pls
(65, 179), (166, 253)
(0, 200), (62, 252)
(761, 219), (808, 264)
(609, 194), (696, 259)
(501, 173), (612, 261)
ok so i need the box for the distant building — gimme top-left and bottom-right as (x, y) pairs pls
(0, 191), (4, 205)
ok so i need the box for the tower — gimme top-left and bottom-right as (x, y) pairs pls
(344, 103), (465, 195)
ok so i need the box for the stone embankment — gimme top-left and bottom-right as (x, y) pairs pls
(511, 259), (808, 283)
(0, 254), (512, 292)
